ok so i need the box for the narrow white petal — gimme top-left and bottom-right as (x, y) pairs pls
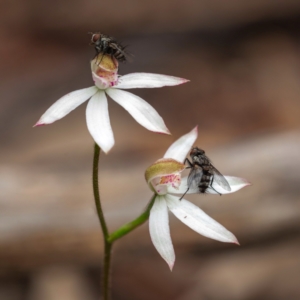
(114, 73), (189, 89)
(165, 194), (238, 244)
(164, 126), (198, 162)
(34, 86), (98, 126)
(106, 88), (170, 134)
(208, 176), (251, 194)
(86, 91), (114, 153)
(149, 196), (175, 270)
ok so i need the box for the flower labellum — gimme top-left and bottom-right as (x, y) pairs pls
(145, 158), (185, 195)
(91, 54), (119, 89)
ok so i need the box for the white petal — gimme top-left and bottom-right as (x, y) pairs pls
(86, 91), (114, 153)
(114, 73), (189, 89)
(164, 126), (198, 162)
(168, 176), (250, 195)
(34, 86), (98, 126)
(106, 88), (170, 134)
(208, 176), (251, 194)
(165, 194), (238, 244)
(149, 196), (175, 270)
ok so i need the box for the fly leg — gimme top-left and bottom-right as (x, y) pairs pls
(96, 52), (105, 66)
(179, 187), (189, 201)
(184, 158), (193, 169)
(96, 41), (109, 66)
(210, 176), (221, 195)
(179, 158), (193, 200)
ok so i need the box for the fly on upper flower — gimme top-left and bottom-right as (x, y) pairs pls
(89, 32), (132, 63)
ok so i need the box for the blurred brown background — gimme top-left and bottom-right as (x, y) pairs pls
(1, 0), (300, 299)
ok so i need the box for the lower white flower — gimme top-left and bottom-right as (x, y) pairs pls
(145, 127), (250, 270)
(34, 54), (188, 153)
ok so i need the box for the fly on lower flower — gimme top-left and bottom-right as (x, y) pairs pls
(145, 127), (250, 270)
(34, 37), (189, 153)
(179, 146), (232, 199)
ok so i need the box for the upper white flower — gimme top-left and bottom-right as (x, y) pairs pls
(145, 127), (250, 270)
(34, 55), (188, 153)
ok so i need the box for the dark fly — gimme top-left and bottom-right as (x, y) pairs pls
(89, 32), (130, 63)
(179, 147), (231, 200)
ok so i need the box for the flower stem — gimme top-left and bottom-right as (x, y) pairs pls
(93, 143), (111, 299)
(108, 194), (156, 243)
(93, 143), (109, 239)
(92, 143), (156, 299)
(103, 241), (112, 300)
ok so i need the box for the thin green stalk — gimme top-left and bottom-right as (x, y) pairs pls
(93, 143), (111, 300)
(92, 143), (156, 299)
(108, 194), (156, 243)
(93, 143), (109, 239)
(103, 242), (112, 300)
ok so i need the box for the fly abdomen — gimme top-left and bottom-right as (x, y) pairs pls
(202, 175), (211, 182)
(198, 181), (210, 193)
(114, 51), (126, 62)
(198, 173), (211, 193)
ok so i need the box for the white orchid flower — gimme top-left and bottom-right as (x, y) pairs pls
(34, 54), (188, 153)
(145, 127), (250, 270)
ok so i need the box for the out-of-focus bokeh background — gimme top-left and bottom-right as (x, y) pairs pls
(1, 1), (300, 299)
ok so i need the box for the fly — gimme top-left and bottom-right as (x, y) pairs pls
(89, 32), (131, 63)
(180, 147), (231, 200)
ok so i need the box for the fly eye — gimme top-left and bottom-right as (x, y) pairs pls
(91, 34), (101, 43)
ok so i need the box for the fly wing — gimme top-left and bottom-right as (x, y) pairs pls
(121, 48), (134, 62)
(109, 42), (133, 62)
(187, 166), (203, 190)
(179, 163), (203, 200)
(210, 165), (231, 191)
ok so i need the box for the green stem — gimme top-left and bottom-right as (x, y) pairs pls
(92, 143), (156, 299)
(93, 143), (111, 300)
(108, 194), (156, 243)
(103, 242), (112, 300)
(93, 143), (109, 239)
